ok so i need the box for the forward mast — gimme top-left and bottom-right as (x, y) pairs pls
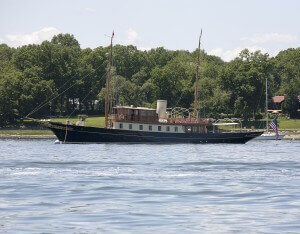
(105, 31), (114, 128)
(193, 29), (202, 118)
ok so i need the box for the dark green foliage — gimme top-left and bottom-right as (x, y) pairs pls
(0, 34), (299, 127)
(219, 49), (276, 119)
(275, 48), (300, 118)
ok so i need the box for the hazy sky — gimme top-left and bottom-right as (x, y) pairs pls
(0, 0), (299, 61)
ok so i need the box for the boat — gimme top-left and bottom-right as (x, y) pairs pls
(39, 31), (263, 144)
(255, 78), (285, 140)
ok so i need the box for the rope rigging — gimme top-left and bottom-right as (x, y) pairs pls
(26, 64), (107, 118)
(66, 72), (107, 119)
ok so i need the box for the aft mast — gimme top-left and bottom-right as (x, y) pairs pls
(194, 30), (202, 118)
(105, 31), (114, 128)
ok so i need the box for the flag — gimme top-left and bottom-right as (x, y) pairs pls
(269, 118), (279, 139)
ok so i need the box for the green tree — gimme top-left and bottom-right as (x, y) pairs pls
(274, 48), (300, 117)
(282, 81), (299, 118)
(150, 60), (187, 107)
(219, 49), (273, 119)
(98, 75), (143, 108)
(113, 45), (147, 80)
(12, 44), (41, 71)
(18, 66), (55, 118)
(0, 67), (23, 126)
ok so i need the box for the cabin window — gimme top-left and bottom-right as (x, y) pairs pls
(175, 126), (178, 132)
(199, 126), (207, 134)
(166, 126), (170, 132)
(129, 124), (132, 129)
(119, 123), (123, 129)
(149, 125), (152, 131)
(158, 126), (162, 131)
(139, 125), (143, 130)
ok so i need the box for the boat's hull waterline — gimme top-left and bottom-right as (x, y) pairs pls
(43, 122), (263, 144)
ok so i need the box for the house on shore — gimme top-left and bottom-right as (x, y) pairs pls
(268, 95), (300, 115)
(268, 96), (285, 113)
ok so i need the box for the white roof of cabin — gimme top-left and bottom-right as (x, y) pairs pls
(114, 106), (156, 111)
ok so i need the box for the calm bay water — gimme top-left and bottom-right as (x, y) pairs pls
(0, 139), (300, 233)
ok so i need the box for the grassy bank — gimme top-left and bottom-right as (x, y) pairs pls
(241, 118), (300, 130)
(52, 116), (105, 128)
(0, 129), (53, 135)
(277, 119), (300, 130)
(0, 116), (105, 136)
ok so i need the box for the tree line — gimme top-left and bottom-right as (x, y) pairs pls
(0, 33), (299, 127)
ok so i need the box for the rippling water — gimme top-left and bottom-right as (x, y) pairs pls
(0, 139), (300, 233)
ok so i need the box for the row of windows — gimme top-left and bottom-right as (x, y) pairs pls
(119, 123), (178, 132)
(184, 126), (207, 134)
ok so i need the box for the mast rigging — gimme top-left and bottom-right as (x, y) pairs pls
(105, 31), (114, 128)
(194, 29), (202, 118)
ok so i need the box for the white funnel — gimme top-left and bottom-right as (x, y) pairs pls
(156, 100), (167, 119)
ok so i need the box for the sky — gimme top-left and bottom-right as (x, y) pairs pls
(0, 0), (299, 61)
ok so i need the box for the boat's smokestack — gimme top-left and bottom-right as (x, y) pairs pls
(156, 100), (167, 119)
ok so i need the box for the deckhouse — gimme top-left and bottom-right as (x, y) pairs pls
(111, 100), (213, 134)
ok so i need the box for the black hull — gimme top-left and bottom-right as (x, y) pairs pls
(42, 122), (263, 144)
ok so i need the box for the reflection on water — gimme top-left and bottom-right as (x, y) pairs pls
(0, 139), (300, 233)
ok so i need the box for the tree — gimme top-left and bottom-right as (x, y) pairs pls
(98, 75), (143, 108)
(131, 67), (150, 86)
(12, 44), (41, 71)
(0, 67), (23, 126)
(282, 81), (299, 118)
(1, 33), (299, 127)
(274, 48), (300, 117)
(150, 61), (186, 107)
(18, 66), (55, 118)
(0, 44), (15, 62)
(219, 49), (273, 119)
(40, 34), (81, 114)
(146, 47), (177, 68)
(51, 34), (80, 48)
(112, 45), (147, 80)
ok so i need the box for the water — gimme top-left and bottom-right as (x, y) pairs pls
(0, 139), (299, 233)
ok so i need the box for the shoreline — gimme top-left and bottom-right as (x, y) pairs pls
(283, 135), (300, 140)
(0, 134), (56, 139)
(0, 130), (299, 140)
